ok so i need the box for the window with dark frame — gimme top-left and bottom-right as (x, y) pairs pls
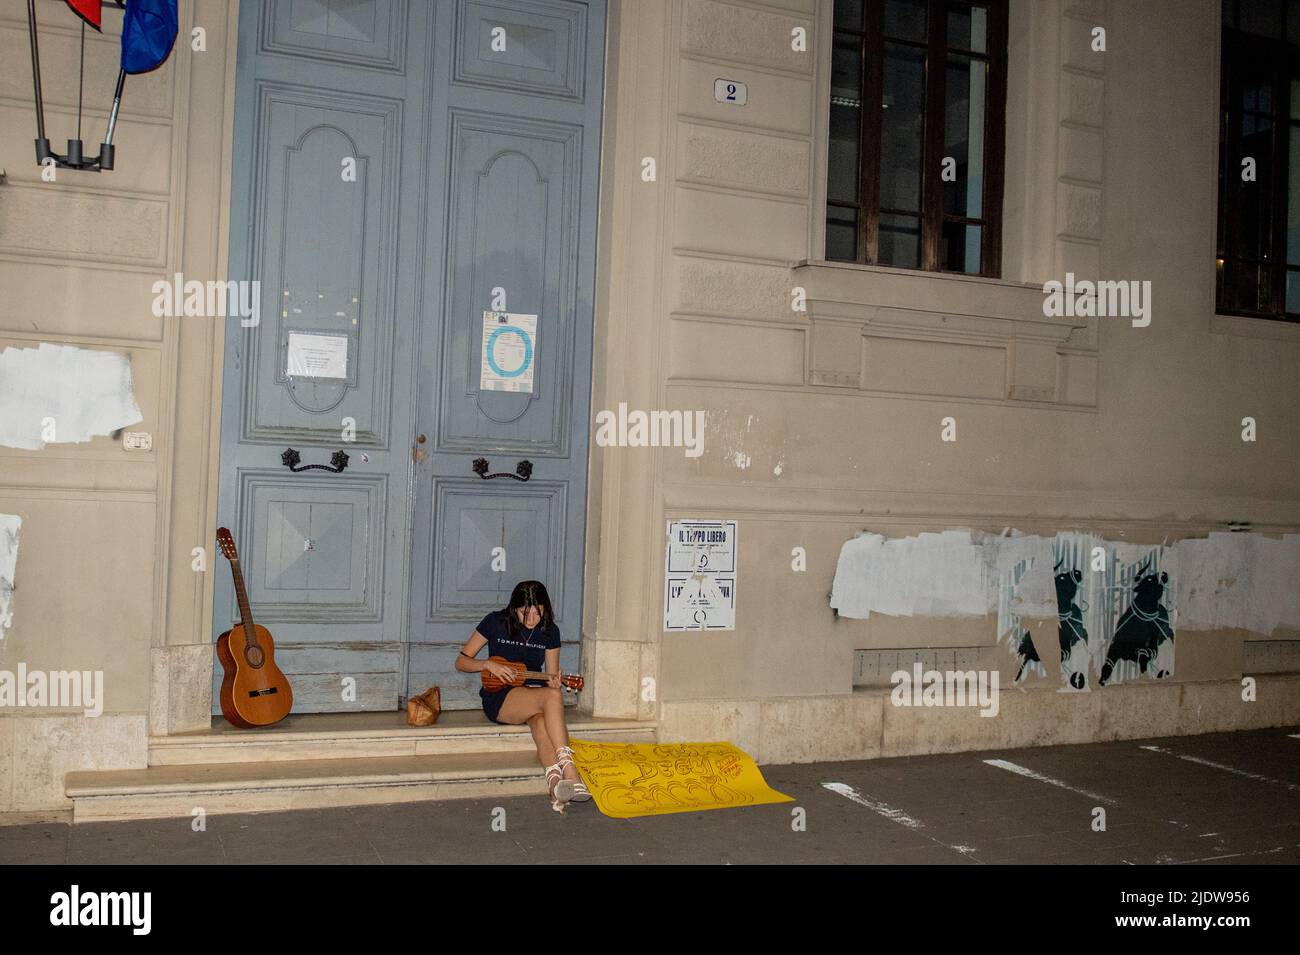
(826, 0), (1008, 276)
(1218, 0), (1300, 322)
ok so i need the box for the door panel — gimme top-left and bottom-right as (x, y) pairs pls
(426, 481), (567, 620)
(438, 112), (581, 453)
(453, 0), (588, 98)
(241, 472), (386, 619)
(264, 0), (409, 70)
(242, 86), (401, 443)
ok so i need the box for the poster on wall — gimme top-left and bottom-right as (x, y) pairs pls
(479, 311), (537, 393)
(664, 519), (737, 631)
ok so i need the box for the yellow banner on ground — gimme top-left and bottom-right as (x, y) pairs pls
(568, 739), (794, 819)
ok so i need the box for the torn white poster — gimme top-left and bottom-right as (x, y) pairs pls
(984, 531), (1056, 684)
(479, 311), (537, 393)
(664, 519), (737, 630)
(1048, 532), (1107, 689)
(830, 530), (993, 619)
(0, 514), (20, 637)
(831, 529), (1195, 689)
(0, 343), (143, 450)
(1173, 533), (1300, 635)
(286, 332), (348, 379)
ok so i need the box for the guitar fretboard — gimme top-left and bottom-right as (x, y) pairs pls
(226, 553), (261, 652)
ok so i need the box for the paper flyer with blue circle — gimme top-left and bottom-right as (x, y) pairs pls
(479, 310), (537, 393)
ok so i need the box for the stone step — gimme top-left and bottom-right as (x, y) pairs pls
(68, 712), (658, 822)
(66, 751), (559, 823)
(148, 710), (656, 765)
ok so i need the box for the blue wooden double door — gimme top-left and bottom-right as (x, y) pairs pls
(214, 0), (604, 712)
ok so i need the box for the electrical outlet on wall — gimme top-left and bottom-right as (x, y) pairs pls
(123, 431), (152, 451)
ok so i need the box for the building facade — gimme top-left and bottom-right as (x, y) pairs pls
(1, 0), (1298, 815)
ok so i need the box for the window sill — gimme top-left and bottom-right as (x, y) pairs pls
(798, 257), (1035, 288)
(1211, 312), (1300, 343)
(793, 259), (1072, 331)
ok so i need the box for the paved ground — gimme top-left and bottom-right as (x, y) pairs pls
(3, 727), (1298, 865)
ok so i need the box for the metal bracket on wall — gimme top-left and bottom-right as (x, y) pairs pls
(281, 447), (349, 474)
(472, 457), (532, 481)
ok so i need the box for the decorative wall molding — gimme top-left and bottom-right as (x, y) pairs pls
(794, 259), (1098, 407)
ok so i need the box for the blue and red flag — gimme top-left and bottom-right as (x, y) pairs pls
(121, 0), (178, 74)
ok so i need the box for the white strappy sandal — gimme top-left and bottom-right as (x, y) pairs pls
(554, 745), (591, 802)
(545, 760), (575, 813)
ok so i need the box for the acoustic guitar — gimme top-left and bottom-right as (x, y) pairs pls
(215, 528), (293, 727)
(480, 656), (585, 694)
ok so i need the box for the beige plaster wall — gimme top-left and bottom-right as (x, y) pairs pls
(583, 0), (1300, 752)
(0, 0), (237, 811)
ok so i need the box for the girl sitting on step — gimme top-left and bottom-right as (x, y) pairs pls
(454, 580), (590, 813)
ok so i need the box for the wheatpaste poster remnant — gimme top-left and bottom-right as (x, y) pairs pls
(664, 519), (737, 630)
(0, 343), (143, 450)
(479, 311), (537, 393)
(0, 514), (19, 637)
(1050, 532), (1105, 690)
(1101, 544), (1175, 685)
(831, 528), (1300, 690)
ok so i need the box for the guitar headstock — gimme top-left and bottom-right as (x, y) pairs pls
(216, 527), (239, 562)
(562, 673), (584, 692)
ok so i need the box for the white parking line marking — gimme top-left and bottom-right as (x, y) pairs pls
(982, 759), (1118, 804)
(1139, 745), (1300, 792)
(822, 782), (923, 829)
(1171, 847), (1287, 865)
(821, 782), (977, 856)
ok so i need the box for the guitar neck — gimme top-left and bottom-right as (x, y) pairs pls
(228, 557), (259, 646)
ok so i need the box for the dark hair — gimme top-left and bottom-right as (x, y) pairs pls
(502, 580), (555, 639)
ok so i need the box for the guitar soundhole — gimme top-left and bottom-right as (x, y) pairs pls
(244, 645), (265, 668)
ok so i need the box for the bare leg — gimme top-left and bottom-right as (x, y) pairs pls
(540, 688), (579, 781)
(496, 687), (578, 784)
(526, 713), (557, 769)
(494, 687), (575, 809)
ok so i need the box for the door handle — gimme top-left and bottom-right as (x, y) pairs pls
(281, 448), (349, 473)
(472, 457), (532, 481)
(413, 433), (427, 462)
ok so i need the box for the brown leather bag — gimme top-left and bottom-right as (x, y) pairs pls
(406, 685), (442, 726)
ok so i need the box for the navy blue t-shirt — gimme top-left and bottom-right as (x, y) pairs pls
(475, 609), (560, 697)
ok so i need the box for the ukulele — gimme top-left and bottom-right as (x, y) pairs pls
(480, 656), (585, 694)
(215, 528), (293, 727)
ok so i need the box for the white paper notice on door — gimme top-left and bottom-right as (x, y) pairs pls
(479, 311), (537, 393)
(286, 332), (348, 379)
